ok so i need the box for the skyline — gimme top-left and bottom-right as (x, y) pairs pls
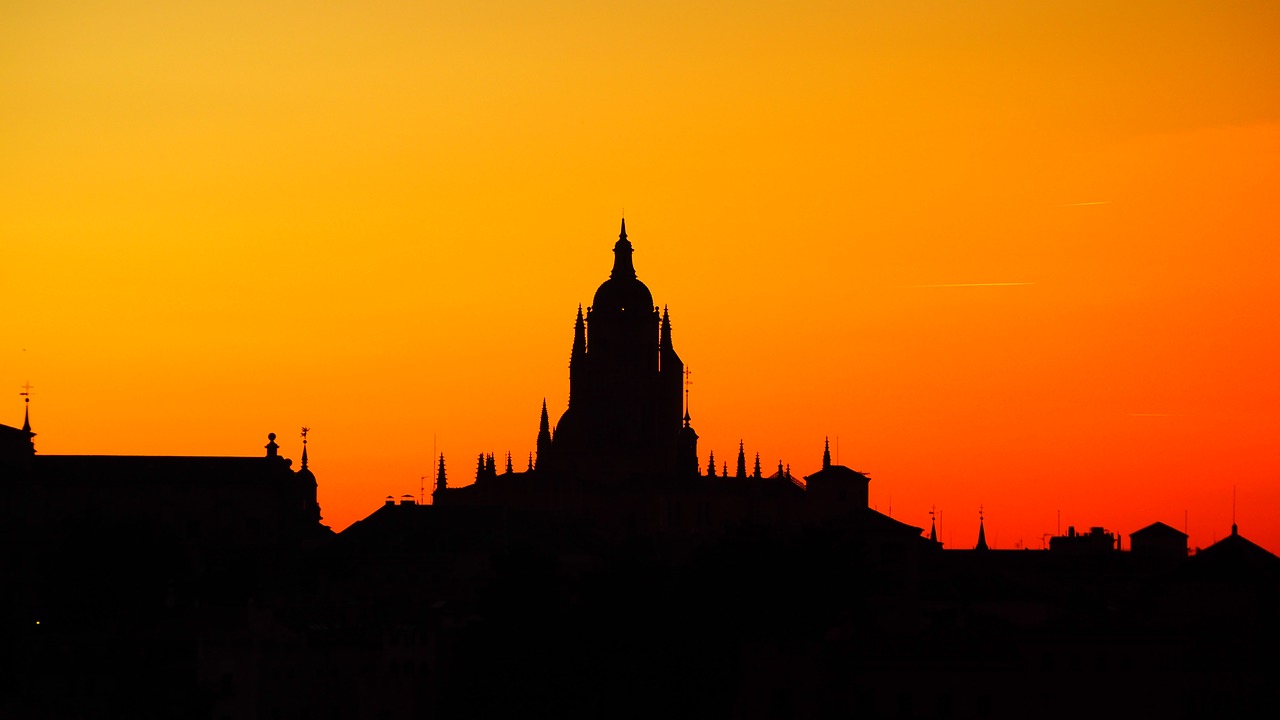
(4, 1), (1279, 552)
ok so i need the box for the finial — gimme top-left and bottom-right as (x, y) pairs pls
(266, 432), (279, 458)
(299, 427), (310, 469)
(619, 217), (627, 240)
(822, 436), (831, 470)
(20, 381), (33, 433)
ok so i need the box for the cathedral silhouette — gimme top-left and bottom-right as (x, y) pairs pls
(429, 220), (903, 546)
(2, 221), (1278, 719)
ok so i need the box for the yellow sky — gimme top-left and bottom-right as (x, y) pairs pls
(4, 1), (1279, 551)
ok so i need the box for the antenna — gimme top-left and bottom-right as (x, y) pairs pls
(420, 476), (426, 504)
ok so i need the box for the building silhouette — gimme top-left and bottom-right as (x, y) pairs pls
(2, 221), (1278, 719)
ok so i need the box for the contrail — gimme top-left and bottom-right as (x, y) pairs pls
(904, 282), (1035, 288)
(1055, 201), (1111, 206)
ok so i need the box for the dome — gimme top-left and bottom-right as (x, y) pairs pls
(592, 276), (653, 313)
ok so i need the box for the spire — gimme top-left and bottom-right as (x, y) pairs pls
(753, 453), (762, 479)
(822, 437), (831, 470)
(976, 506), (989, 551)
(572, 305), (586, 358)
(536, 399), (552, 471)
(707, 451), (716, 477)
(476, 453), (486, 480)
(505, 451), (513, 474)
(660, 306), (672, 349)
(722, 461), (728, 477)
(929, 507), (938, 543)
(736, 440), (747, 479)
(610, 218), (636, 279)
(777, 460), (784, 477)
(435, 453), (447, 492)
(528, 452), (534, 472)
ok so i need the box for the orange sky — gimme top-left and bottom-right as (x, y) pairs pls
(4, 1), (1279, 552)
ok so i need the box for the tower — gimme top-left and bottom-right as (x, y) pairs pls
(545, 220), (690, 481)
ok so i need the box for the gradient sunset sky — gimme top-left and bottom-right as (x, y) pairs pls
(4, 1), (1278, 552)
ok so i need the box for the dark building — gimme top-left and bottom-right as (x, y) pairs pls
(6, 220), (1280, 719)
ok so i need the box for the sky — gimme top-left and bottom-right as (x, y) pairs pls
(3, 1), (1279, 552)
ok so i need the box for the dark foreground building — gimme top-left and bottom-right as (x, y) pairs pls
(2, 222), (1277, 719)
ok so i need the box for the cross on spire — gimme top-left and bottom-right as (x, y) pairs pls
(683, 366), (692, 425)
(300, 427), (311, 469)
(20, 381), (33, 435)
